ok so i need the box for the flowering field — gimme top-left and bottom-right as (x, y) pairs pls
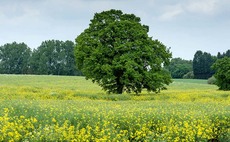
(0, 75), (229, 141)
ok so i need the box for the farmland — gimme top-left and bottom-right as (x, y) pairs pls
(0, 75), (229, 141)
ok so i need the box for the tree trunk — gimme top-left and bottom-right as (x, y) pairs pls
(115, 76), (124, 94)
(116, 84), (124, 94)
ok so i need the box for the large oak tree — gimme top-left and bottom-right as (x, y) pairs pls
(75, 9), (172, 94)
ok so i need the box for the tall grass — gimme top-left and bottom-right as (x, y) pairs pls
(0, 74), (101, 91)
(0, 74), (229, 102)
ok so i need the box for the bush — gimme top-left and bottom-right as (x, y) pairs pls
(207, 76), (217, 85)
(183, 71), (194, 79)
(212, 57), (230, 90)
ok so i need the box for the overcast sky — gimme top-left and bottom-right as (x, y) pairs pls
(0, 0), (230, 60)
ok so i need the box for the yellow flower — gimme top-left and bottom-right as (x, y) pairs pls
(8, 132), (14, 137)
(52, 118), (57, 123)
(3, 108), (9, 113)
(31, 117), (38, 123)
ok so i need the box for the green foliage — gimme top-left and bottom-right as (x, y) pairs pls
(183, 71), (194, 79)
(217, 50), (230, 59)
(75, 9), (172, 94)
(165, 58), (192, 78)
(0, 40), (82, 76)
(193, 50), (215, 79)
(30, 40), (82, 76)
(212, 57), (230, 90)
(207, 76), (217, 85)
(0, 42), (31, 74)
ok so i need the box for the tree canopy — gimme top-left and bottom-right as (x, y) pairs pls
(0, 42), (31, 74)
(212, 57), (230, 90)
(0, 40), (82, 76)
(193, 50), (215, 79)
(75, 9), (172, 94)
(217, 50), (230, 59)
(165, 58), (192, 78)
(31, 40), (82, 76)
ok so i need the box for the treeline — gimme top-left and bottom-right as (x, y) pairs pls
(1, 40), (229, 79)
(0, 40), (82, 76)
(166, 50), (230, 79)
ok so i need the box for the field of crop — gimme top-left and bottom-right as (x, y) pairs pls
(0, 75), (229, 141)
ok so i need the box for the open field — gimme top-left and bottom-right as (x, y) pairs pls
(0, 75), (229, 141)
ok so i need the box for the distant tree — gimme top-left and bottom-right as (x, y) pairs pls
(64, 40), (82, 76)
(217, 52), (222, 59)
(75, 9), (172, 94)
(30, 48), (42, 74)
(0, 42), (31, 74)
(193, 50), (215, 79)
(223, 50), (230, 57)
(218, 50), (230, 59)
(165, 58), (192, 78)
(31, 40), (81, 76)
(212, 57), (230, 90)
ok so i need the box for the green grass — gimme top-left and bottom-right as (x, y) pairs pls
(0, 74), (217, 91)
(0, 74), (101, 91)
(170, 79), (217, 90)
(0, 75), (229, 141)
(0, 74), (229, 102)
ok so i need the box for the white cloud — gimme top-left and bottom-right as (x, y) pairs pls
(0, 1), (42, 26)
(186, 0), (219, 15)
(159, 4), (184, 21)
(158, 0), (228, 21)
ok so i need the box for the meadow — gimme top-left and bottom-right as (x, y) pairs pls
(0, 75), (229, 141)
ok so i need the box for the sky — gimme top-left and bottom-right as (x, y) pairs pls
(0, 0), (230, 60)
